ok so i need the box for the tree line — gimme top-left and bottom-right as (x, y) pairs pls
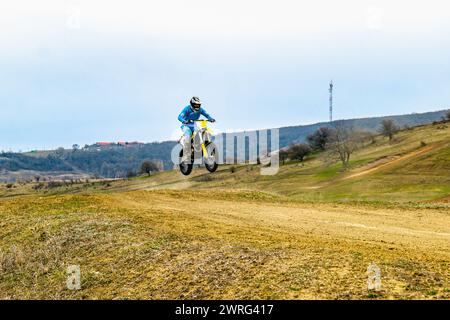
(1, 110), (449, 178)
(0, 141), (176, 179)
(279, 117), (419, 169)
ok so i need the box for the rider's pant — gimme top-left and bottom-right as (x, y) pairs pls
(181, 125), (194, 161)
(182, 124), (194, 138)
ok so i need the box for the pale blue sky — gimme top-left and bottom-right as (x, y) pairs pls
(1, 0), (450, 151)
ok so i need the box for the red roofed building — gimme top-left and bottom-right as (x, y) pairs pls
(96, 142), (114, 146)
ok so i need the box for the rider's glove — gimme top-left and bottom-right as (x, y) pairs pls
(183, 120), (191, 124)
(210, 119), (216, 123)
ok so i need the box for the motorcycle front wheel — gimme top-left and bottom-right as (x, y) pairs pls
(204, 142), (218, 173)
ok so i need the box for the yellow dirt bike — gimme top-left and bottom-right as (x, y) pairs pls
(178, 119), (219, 176)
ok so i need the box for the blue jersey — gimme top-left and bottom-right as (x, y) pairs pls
(178, 105), (214, 124)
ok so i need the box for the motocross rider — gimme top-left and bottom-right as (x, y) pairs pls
(178, 96), (215, 163)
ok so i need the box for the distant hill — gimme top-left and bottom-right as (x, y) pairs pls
(0, 141), (177, 181)
(278, 109), (449, 147)
(0, 109), (448, 181)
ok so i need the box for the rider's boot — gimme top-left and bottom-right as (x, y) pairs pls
(181, 135), (191, 163)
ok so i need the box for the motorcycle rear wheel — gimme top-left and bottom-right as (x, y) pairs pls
(179, 149), (193, 176)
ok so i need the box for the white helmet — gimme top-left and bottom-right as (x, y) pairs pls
(190, 96), (201, 111)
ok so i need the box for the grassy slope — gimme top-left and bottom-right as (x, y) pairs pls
(1, 122), (450, 299)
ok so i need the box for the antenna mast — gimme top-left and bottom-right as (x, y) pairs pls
(329, 80), (333, 122)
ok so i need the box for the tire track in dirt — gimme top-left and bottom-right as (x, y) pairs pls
(307, 143), (442, 189)
(119, 191), (450, 256)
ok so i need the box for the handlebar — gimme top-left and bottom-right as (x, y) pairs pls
(184, 119), (215, 124)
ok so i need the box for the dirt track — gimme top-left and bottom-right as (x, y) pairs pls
(123, 191), (450, 255)
(1, 190), (449, 299)
(111, 191), (450, 299)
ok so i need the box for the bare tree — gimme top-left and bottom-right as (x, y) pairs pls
(278, 150), (289, 166)
(287, 143), (312, 162)
(307, 127), (332, 151)
(326, 125), (364, 169)
(368, 132), (376, 144)
(379, 119), (398, 141)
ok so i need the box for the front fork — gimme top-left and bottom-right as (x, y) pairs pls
(197, 133), (208, 157)
(193, 131), (209, 159)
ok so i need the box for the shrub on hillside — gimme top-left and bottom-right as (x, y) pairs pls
(32, 183), (45, 190)
(307, 127), (332, 151)
(47, 181), (64, 189)
(379, 119), (399, 141)
(140, 160), (160, 176)
(287, 143), (312, 162)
